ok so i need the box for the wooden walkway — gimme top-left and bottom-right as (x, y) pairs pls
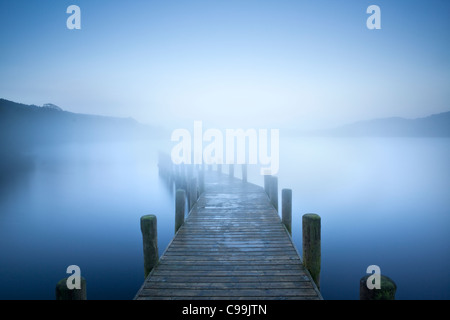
(134, 171), (322, 300)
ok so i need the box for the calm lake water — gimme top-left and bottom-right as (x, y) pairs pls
(0, 137), (449, 300)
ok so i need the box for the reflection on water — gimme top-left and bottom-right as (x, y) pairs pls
(277, 137), (450, 300)
(0, 140), (175, 300)
(0, 138), (449, 299)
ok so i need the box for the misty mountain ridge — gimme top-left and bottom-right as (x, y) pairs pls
(41, 103), (63, 111)
(1, 98), (449, 151)
(320, 111), (450, 137)
(0, 98), (161, 153)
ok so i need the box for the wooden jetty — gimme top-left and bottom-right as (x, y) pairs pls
(135, 166), (322, 300)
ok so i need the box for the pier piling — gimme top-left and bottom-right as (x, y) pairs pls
(264, 175), (270, 195)
(188, 177), (197, 211)
(302, 213), (321, 290)
(55, 277), (87, 300)
(140, 215), (159, 278)
(282, 189), (292, 234)
(229, 164), (234, 178)
(175, 189), (186, 233)
(360, 275), (397, 300)
(242, 164), (247, 183)
(269, 176), (278, 212)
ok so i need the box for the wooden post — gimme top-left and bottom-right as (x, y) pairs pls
(175, 189), (186, 233)
(302, 213), (321, 289)
(187, 164), (193, 181)
(269, 176), (278, 212)
(186, 175), (192, 210)
(176, 165), (184, 192)
(264, 175), (270, 195)
(242, 164), (247, 183)
(55, 277), (87, 300)
(179, 163), (187, 192)
(229, 164), (234, 178)
(281, 189), (292, 234)
(198, 169), (205, 195)
(140, 215), (159, 278)
(360, 275), (397, 300)
(189, 177), (197, 211)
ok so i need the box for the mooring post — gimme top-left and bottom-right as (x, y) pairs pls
(189, 177), (197, 211)
(302, 213), (321, 290)
(217, 163), (222, 174)
(269, 176), (278, 212)
(281, 189), (292, 234)
(175, 189), (186, 234)
(140, 215), (159, 278)
(187, 164), (193, 181)
(177, 165), (185, 192)
(229, 164), (234, 178)
(242, 164), (247, 183)
(360, 275), (397, 300)
(198, 169), (205, 195)
(264, 175), (271, 196)
(173, 164), (179, 188)
(179, 163), (187, 192)
(55, 277), (87, 300)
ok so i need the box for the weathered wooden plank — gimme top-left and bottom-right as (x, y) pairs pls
(136, 296), (321, 300)
(150, 269), (309, 277)
(164, 247), (298, 252)
(167, 243), (295, 248)
(160, 255), (301, 261)
(150, 266), (304, 272)
(146, 275), (313, 283)
(143, 281), (313, 289)
(138, 288), (320, 297)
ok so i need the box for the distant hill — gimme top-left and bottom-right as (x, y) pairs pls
(307, 111), (450, 137)
(0, 98), (162, 153)
(42, 103), (63, 111)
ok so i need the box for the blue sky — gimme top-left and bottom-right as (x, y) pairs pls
(1, 0), (449, 129)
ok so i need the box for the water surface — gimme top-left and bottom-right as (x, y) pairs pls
(0, 137), (448, 299)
